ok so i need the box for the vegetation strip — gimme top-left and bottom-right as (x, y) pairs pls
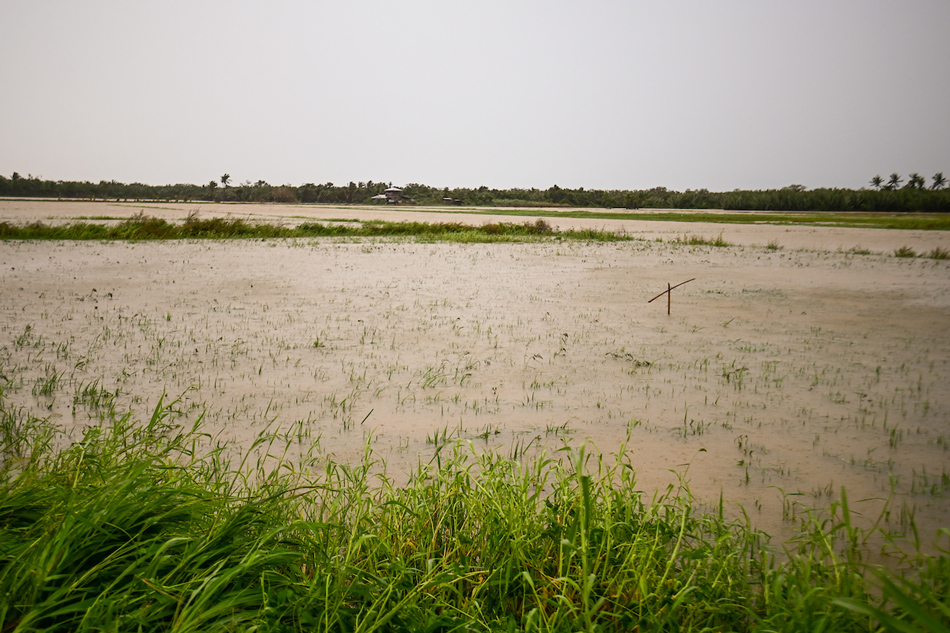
(1, 392), (948, 632)
(452, 209), (950, 230)
(2, 213), (950, 245)
(0, 217), (624, 242)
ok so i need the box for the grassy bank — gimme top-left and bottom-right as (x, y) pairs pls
(0, 216), (623, 243)
(461, 209), (950, 231)
(1, 390), (948, 632)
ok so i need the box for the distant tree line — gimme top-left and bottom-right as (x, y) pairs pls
(1, 171), (948, 213)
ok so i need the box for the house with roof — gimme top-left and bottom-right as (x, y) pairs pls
(371, 187), (412, 204)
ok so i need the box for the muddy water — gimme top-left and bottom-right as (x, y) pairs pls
(2, 202), (950, 549)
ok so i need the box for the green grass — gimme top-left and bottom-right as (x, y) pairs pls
(894, 246), (950, 259)
(1, 388), (948, 632)
(0, 216), (627, 243)
(669, 233), (732, 247)
(396, 208), (950, 231)
(3, 209), (950, 244)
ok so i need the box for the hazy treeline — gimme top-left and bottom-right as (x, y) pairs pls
(2, 172), (949, 213)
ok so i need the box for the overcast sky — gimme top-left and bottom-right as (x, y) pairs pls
(2, 1), (948, 192)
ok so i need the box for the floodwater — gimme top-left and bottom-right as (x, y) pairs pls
(2, 200), (949, 550)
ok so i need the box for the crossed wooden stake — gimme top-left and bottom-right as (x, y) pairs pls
(648, 278), (696, 315)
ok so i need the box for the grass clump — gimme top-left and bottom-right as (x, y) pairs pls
(892, 246), (950, 260)
(1, 390), (949, 631)
(672, 233), (732, 247)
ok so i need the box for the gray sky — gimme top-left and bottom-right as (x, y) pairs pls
(2, 1), (948, 192)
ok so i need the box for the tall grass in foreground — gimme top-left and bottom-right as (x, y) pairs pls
(1, 393), (948, 632)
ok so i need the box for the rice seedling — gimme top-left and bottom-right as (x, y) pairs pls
(14, 325), (37, 350)
(72, 378), (118, 412)
(30, 363), (60, 397)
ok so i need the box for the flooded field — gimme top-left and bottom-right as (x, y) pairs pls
(2, 200), (949, 548)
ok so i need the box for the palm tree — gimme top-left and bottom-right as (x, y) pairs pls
(932, 172), (947, 190)
(869, 175), (883, 189)
(885, 173), (903, 190)
(221, 174), (231, 188)
(906, 173), (926, 189)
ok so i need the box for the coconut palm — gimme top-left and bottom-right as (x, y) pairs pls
(869, 175), (883, 189)
(906, 173), (926, 189)
(221, 174), (231, 188)
(932, 172), (947, 190)
(885, 173), (903, 190)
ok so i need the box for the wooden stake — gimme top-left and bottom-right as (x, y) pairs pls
(648, 278), (696, 315)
